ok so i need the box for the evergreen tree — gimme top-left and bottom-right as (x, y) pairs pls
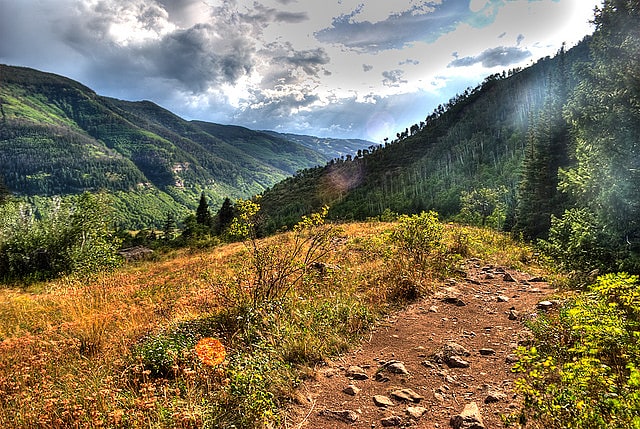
(558, 0), (640, 270)
(0, 176), (9, 204)
(216, 197), (235, 234)
(515, 45), (571, 240)
(163, 212), (177, 241)
(195, 193), (212, 227)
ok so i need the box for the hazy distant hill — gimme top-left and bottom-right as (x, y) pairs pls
(0, 64), (365, 228)
(261, 131), (374, 160)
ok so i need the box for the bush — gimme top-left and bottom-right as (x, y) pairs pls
(0, 193), (122, 282)
(511, 273), (640, 428)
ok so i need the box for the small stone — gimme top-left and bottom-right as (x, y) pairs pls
(343, 384), (361, 396)
(319, 409), (359, 423)
(484, 389), (507, 404)
(434, 392), (446, 402)
(390, 388), (424, 403)
(497, 295), (510, 302)
(373, 395), (395, 408)
(537, 300), (554, 311)
(381, 415), (402, 427)
(479, 348), (496, 356)
(429, 305), (439, 313)
(444, 297), (467, 306)
(421, 360), (437, 369)
(505, 354), (519, 364)
(528, 276), (546, 282)
(447, 355), (470, 368)
(508, 309), (519, 320)
(384, 360), (410, 375)
(503, 272), (516, 282)
(375, 372), (391, 382)
(346, 366), (369, 380)
(406, 406), (427, 419)
(450, 402), (485, 429)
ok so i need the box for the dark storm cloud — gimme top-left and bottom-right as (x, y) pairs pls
(448, 46), (532, 68)
(55, 0), (259, 93)
(315, 1), (471, 52)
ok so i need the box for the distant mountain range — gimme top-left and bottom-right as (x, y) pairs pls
(0, 64), (372, 228)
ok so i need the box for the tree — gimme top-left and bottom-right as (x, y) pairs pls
(216, 197), (235, 235)
(514, 51), (571, 240)
(163, 212), (177, 241)
(0, 175), (9, 204)
(558, 0), (640, 271)
(195, 193), (212, 227)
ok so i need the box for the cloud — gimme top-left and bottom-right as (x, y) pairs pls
(315, 1), (470, 52)
(448, 46), (532, 68)
(363, 64), (374, 72)
(382, 69), (407, 87)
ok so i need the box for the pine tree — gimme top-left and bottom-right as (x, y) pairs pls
(216, 197), (235, 234)
(515, 46), (571, 240)
(195, 193), (212, 227)
(559, 0), (640, 269)
(0, 176), (9, 204)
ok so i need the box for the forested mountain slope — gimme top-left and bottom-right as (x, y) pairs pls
(0, 65), (341, 228)
(258, 39), (590, 229)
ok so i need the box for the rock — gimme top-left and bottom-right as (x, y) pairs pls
(373, 395), (395, 408)
(447, 355), (470, 368)
(484, 389), (507, 404)
(343, 384), (361, 396)
(346, 365), (368, 380)
(536, 300), (554, 311)
(508, 309), (519, 320)
(319, 409), (359, 423)
(429, 305), (439, 313)
(505, 354), (519, 364)
(375, 372), (391, 382)
(381, 415), (403, 427)
(118, 246), (153, 261)
(421, 360), (437, 369)
(443, 296), (467, 306)
(528, 276), (546, 282)
(390, 388), (424, 403)
(503, 272), (516, 282)
(478, 348), (496, 356)
(447, 342), (471, 357)
(497, 295), (510, 302)
(450, 402), (485, 429)
(406, 406), (428, 419)
(384, 360), (409, 375)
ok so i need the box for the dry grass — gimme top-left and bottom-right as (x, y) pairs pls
(0, 221), (536, 428)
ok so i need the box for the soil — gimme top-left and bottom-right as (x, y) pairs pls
(287, 258), (556, 429)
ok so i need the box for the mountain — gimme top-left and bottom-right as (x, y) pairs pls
(261, 131), (374, 160)
(0, 64), (355, 228)
(258, 39), (592, 230)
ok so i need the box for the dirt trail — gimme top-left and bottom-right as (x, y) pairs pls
(288, 259), (555, 429)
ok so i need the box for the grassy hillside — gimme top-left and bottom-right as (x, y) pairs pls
(0, 65), (336, 228)
(0, 216), (538, 428)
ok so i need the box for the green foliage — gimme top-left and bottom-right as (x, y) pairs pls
(511, 273), (640, 428)
(230, 201), (338, 306)
(539, 208), (614, 272)
(390, 211), (444, 269)
(457, 187), (508, 229)
(0, 192), (122, 282)
(558, 0), (640, 272)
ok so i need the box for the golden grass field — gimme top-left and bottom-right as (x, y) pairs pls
(0, 221), (538, 428)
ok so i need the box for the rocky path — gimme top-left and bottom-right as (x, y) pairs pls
(288, 259), (556, 429)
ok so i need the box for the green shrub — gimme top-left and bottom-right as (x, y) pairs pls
(0, 193), (122, 282)
(511, 273), (640, 428)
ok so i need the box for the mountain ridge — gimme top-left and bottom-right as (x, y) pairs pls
(0, 64), (372, 228)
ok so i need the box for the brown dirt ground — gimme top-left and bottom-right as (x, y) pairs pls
(286, 259), (556, 429)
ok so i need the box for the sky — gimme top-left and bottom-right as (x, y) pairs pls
(0, 0), (601, 142)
